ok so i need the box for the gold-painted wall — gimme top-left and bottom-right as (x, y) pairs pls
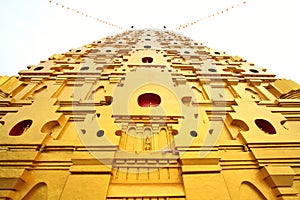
(0, 29), (300, 200)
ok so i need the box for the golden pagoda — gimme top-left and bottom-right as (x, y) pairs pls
(0, 29), (300, 200)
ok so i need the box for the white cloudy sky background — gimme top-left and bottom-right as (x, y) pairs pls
(0, 0), (300, 83)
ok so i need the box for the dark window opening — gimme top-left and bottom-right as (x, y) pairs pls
(97, 130), (104, 137)
(190, 131), (198, 137)
(208, 68), (217, 72)
(80, 66), (89, 71)
(115, 130), (122, 136)
(144, 45), (151, 49)
(104, 96), (113, 105)
(138, 93), (161, 107)
(255, 119), (276, 134)
(172, 129), (178, 135)
(34, 66), (44, 71)
(9, 120), (33, 136)
(142, 57), (153, 63)
(250, 69), (259, 73)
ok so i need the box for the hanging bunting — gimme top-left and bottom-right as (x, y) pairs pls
(176, 1), (247, 30)
(49, 0), (246, 32)
(48, 0), (125, 30)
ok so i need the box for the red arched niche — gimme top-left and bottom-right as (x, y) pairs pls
(255, 119), (276, 134)
(138, 93), (161, 107)
(9, 120), (33, 136)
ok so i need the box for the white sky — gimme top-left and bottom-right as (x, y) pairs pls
(0, 0), (300, 83)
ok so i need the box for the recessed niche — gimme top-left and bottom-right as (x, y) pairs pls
(34, 66), (44, 71)
(255, 119), (276, 134)
(115, 130), (122, 136)
(142, 57), (153, 63)
(181, 96), (192, 106)
(250, 69), (259, 73)
(190, 131), (198, 137)
(22, 182), (47, 200)
(231, 119), (249, 131)
(0, 121), (4, 129)
(9, 120), (33, 136)
(104, 96), (113, 105)
(80, 66), (89, 71)
(208, 68), (217, 72)
(144, 45), (151, 49)
(172, 129), (178, 135)
(41, 121), (61, 134)
(96, 130), (104, 137)
(138, 93), (161, 107)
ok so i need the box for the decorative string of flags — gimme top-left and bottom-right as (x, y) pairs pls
(48, 0), (247, 31)
(48, 0), (125, 30)
(176, 1), (247, 30)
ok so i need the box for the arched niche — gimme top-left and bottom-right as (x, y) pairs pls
(158, 128), (169, 151)
(23, 182), (48, 200)
(239, 181), (267, 200)
(181, 96), (192, 106)
(9, 120), (33, 136)
(143, 128), (152, 151)
(0, 121), (4, 128)
(191, 86), (205, 101)
(144, 128), (151, 136)
(32, 85), (48, 98)
(255, 119), (276, 134)
(231, 119), (249, 131)
(124, 127), (137, 152)
(89, 85), (105, 100)
(41, 120), (61, 135)
(138, 93), (161, 107)
(142, 57), (153, 63)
